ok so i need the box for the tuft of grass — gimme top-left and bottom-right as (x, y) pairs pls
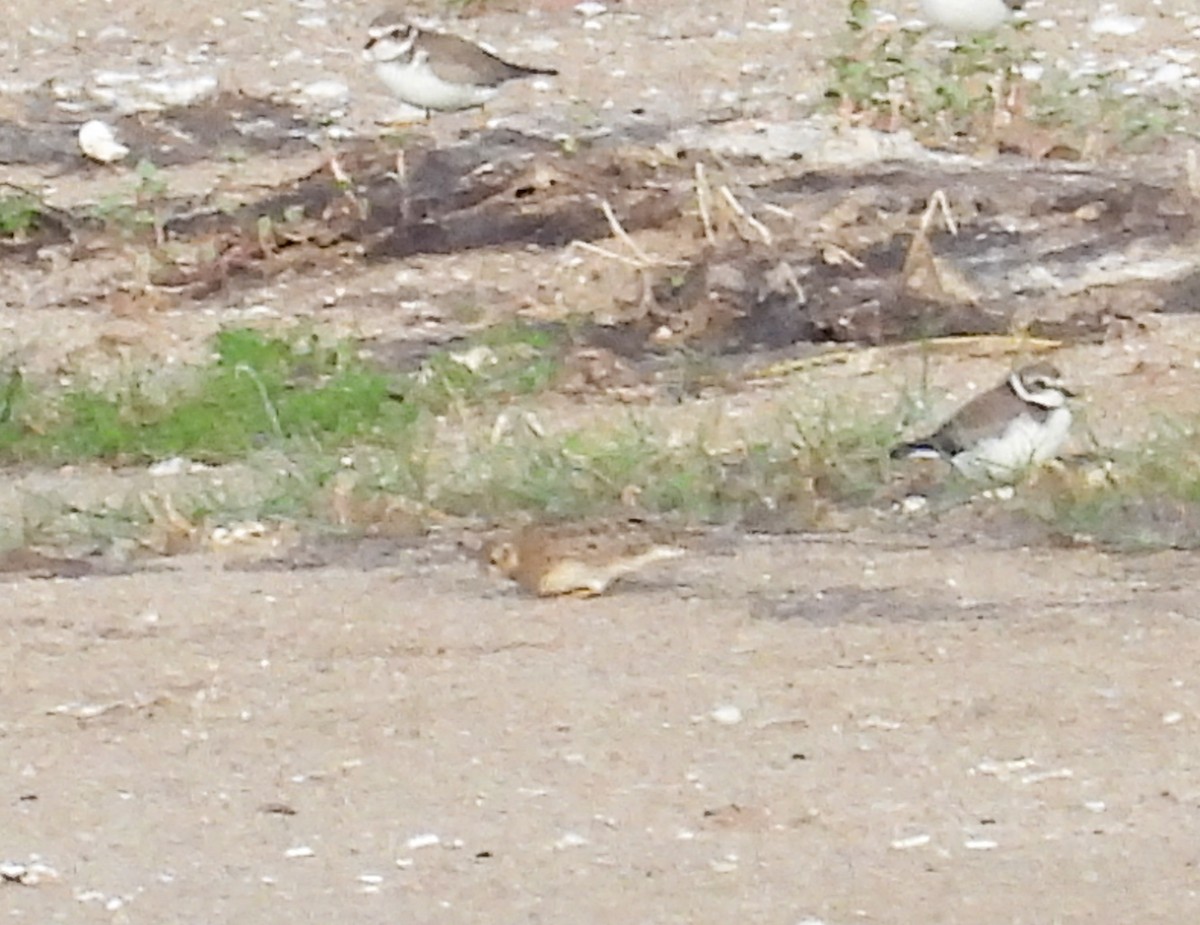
(405, 322), (562, 415)
(824, 0), (1188, 151)
(1018, 422), (1200, 549)
(0, 330), (414, 465)
(0, 323), (912, 543)
(0, 192), (44, 239)
(1027, 68), (1194, 152)
(0, 324), (564, 468)
(825, 0), (1025, 141)
(88, 159), (171, 239)
(427, 400), (898, 526)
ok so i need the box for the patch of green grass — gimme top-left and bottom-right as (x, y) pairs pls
(0, 191), (43, 239)
(0, 324), (564, 468)
(0, 323), (910, 540)
(406, 322), (562, 414)
(0, 330), (414, 464)
(825, 0), (1025, 141)
(427, 399), (898, 526)
(1028, 68), (1193, 151)
(1018, 422), (1200, 549)
(824, 0), (1187, 151)
(88, 159), (171, 239)
(788, 402), (899, 502)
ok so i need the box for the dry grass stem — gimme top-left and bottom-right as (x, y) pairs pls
(695, 162), (716, 244)
(718, 184), (773, 246)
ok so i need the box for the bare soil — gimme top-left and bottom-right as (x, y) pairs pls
(3, 1), (1200, 921)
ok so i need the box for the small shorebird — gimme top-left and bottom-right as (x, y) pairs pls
(364, 11), (557, 117)
(891, 362), (1076, 482)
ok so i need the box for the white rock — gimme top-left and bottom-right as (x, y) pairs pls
(405, 833), (440, 850)
(1090, 14), (1144, 36)
(90, 73), (218, 113)
(299, 79), (349, 104)
(890, 833), (931, 850)
(1144, 63), (1192, 88)
(148, 456), (191, 476)
(78, 120), (128, 163)
(574, 2), (607, 17)
(710, 704), (744, 725)
(448, 345), (497, 373)
(138, 75), (219, 109)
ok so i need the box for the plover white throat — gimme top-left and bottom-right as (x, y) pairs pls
(364, 12), (557, 117)
(891, 362), (1076, 482)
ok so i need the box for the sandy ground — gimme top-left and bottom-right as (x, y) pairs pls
(4, 0), (1200, 922)
(5, 535), (1200, 921)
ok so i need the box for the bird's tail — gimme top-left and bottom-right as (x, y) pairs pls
(513, 63), (558, 78)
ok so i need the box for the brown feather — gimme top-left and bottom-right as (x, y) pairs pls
(416, 31), (557, 88)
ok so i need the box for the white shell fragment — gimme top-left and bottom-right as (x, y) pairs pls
(553, 832), (589, 850)
(298, 79), (350, 106)
(1020, 768), (1074, 785)
(89, 71), (218, 113)
(1090, 13), (1145, 37)
(78, 119), (129, 163)
(710, 705), (744, 725)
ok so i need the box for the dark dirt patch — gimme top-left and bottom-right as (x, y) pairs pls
(0, 92), (322, 168)
(10, 121), (1194, 362)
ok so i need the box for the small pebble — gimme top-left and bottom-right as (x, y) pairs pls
(710, 705), (743, 725)
(78, 119), (128, 163)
